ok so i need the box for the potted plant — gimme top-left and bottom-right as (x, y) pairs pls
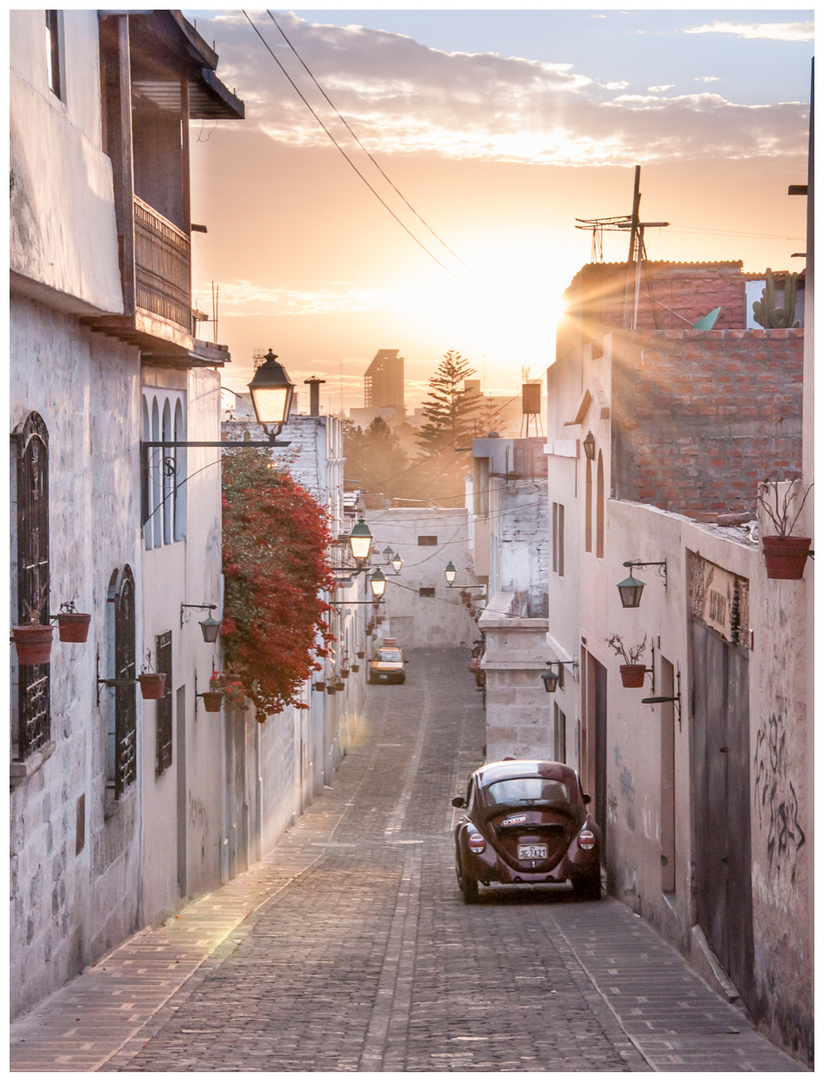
(54, 599), (91, 643)
(313, 679), (326, 691)
(351, 663), (360, 673)
(201, 672), (225, 712)
(356, 650), (365, 659)
(138, 652), (166, 700)
(222, 679), (248, 708)
(11, 586), (53, 665)
(608, 633), (648, 688)
(467, 656), (485, 689)
(758, 479), (813, 579)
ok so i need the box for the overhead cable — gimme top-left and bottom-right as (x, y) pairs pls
(242, 11), (468, 284)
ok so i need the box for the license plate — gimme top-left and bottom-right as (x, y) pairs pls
(518, 843), (548, 860)
(379, 673), (388, 680)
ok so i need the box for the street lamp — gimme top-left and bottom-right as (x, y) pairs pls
(370, 568), (387, 600)
(348, 518), (374, 565)
(391, 551), (403, 574)
(248, 349), (295, 434)
(583, 430), (596, 461)
(444, 561), (457, 586)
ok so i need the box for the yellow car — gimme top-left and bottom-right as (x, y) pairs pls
(368, 639), (407, 685)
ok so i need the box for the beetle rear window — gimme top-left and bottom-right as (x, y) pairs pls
(485, 777), (571, 805)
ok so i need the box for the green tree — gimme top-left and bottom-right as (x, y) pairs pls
(343, 416), (409, 499)
(413, 351), (480, 503)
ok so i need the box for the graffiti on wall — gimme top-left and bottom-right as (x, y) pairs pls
(753, 713), (805, 881)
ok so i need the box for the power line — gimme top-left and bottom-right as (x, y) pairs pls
(242, 11), (468, 284)
(266, 11), (475, 275)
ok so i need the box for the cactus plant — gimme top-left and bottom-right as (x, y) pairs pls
(753, 269), (800, 328)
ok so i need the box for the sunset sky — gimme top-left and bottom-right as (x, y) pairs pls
(183, 7), (813, 413)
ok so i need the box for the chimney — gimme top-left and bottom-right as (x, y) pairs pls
(304, 376), (325, 417)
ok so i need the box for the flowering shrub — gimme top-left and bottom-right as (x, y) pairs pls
(221, 448), (336, 721)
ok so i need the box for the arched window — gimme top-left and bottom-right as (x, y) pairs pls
(107, 565), (137, 799)
(596, 451), (605, 559)
(13, 412), (50, 758)
(162, 399), (173, 545)
(173, 398), (187, 541)
(143, 389), (187, 549)
(585, 457), (593, 553)
(151, 398), (162, 549)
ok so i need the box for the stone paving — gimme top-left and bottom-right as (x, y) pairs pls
(10, 647), (807, 1072)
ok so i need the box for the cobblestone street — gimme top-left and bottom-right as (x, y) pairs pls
(11, 648), (806, 1072)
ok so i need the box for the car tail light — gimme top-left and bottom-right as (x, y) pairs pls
(468, 832), (486, 853)
(578, 829), (596, 850)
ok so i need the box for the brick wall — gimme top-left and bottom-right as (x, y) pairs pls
(562, 261), (747, 341)
(610, 328), (803, 518)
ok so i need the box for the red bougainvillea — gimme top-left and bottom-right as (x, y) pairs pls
(221, 448), (336, 721)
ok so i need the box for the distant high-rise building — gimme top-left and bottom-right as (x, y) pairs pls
(364, 349), (404, 413)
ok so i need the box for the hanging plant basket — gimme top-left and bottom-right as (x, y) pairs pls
(11, 624), (54, 665)
(138, 672), (166, 700)
(56, 612), (91, 643)
(326, 684), (337, 694)
(201, 691), (223, 712)
(356, 651), (365, 659)
(334, 680), (345, 691)
(620, 664), (646, 688)
(341, 669), (350, 679)
(762, 535), (812, 580)
(313, 680), (326, 691)
(351, 663), (360, 673)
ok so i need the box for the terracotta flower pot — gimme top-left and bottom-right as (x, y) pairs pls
(138, 672), (166, 699)
(56, 612), (91, 643)
(341, 669), (350, 679)
(12, 624), (54, 665)
(620, 664), (646, 688)
(762, 535), (811, 580)
(356, 651), (365, 659)
(351, 664), (360, 673)
(326, 685), (336, 694)
(313, 681), (326, 691)
(202, 691), (223, 712)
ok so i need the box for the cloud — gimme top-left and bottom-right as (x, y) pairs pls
(648, 85), (675, 93)
(204, 12), (808, 168)
(197, 278), (401, 317)
(683, 21), (814, 43)
(694, 76), (720, 84)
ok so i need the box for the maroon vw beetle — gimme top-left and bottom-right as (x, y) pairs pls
(452, 760), (602, 903)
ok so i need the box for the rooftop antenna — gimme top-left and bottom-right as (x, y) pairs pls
(575, 166), (669, 329)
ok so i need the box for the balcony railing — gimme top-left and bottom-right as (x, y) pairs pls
(133, 197), (192, 333)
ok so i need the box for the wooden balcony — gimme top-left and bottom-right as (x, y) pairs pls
(133, 197), (191, 334)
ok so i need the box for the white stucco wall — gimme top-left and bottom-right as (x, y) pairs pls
(365, 508), (478, 648)
(10, 11), (123, 315)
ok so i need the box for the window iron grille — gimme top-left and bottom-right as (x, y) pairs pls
(13, 411), (50, 758)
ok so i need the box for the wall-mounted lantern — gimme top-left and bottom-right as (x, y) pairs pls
(391, 551), (403, 574)
(180, 602), (221, 642)
(583, 430), (596, 461)
(541, 659), (578, 693)
(616, 560), (667, 608)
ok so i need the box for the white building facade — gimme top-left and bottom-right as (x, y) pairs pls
(10, 10), (246, 1016)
